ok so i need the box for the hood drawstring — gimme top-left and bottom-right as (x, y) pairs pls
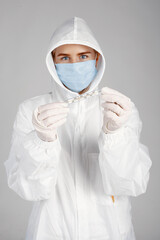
(111, 195), (115, 203)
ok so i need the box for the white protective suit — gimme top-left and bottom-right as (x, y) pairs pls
(4, 16), (152, 240)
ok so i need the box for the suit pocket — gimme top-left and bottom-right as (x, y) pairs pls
(88, 153), (113, 206)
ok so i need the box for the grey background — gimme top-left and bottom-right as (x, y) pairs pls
(0, 0), (159, 239)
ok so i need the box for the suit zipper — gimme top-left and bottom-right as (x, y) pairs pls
(73, 125), (78, 240)
(74, 101), (80, 240)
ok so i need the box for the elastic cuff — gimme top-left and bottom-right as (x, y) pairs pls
(99, 126), (127, 149)
(103, 123), (125, 134)
(103, 124), (126, 135)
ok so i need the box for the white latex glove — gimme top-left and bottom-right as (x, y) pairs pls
(101, 87), (132, 134)
(32, 102), (69, 142)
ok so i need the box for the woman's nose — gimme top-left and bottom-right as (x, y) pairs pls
(70, 56), (81, 63)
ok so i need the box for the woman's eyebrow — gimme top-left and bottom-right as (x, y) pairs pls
(57, 53), (69, 57)
(57, 51), (92, 57)
(78, 51), (92, 55)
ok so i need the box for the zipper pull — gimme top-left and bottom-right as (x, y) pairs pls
(111, 195), (115, 203)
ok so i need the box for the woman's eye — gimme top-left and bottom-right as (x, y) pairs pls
(61, 56), (69, 60)
(80, 55), (88, 59)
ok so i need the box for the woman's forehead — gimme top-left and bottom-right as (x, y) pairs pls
(53, 44), (95, 54)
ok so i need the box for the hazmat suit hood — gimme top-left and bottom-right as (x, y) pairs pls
(45, 16), (106, 101)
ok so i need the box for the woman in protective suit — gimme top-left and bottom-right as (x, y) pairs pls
(4, 16), (152, 240)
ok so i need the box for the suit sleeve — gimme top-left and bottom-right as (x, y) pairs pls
(98, 101), (152, 197)
(4, 102), (61, 201)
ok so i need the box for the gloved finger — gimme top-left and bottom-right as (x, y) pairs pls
(101, 91), (131, 104)
(38, 102), (68, 113)
(103, 111), (127, 128)
(47, 117), (67, 129)
(102, 102), (125, 116)
(101, 93), (131, 111)
(38, 107), (69, 121)
(101, 86), (131, 100)
(43, 113), (68, 127)
(103, 110), (120, 121)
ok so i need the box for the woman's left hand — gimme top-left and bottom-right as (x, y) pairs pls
(101, 87), (132, 133)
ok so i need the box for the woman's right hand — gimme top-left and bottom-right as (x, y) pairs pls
(32, 102), (69, 142)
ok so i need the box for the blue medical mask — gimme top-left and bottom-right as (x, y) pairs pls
(55, 59), (98, 93)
